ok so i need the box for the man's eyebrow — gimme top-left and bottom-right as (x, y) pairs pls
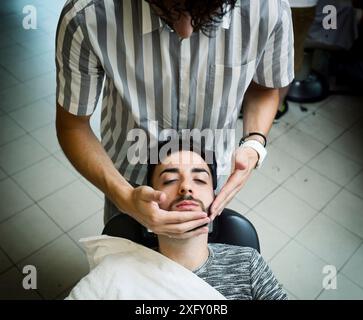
(191, 168), (210, 176)
(159, 168), (179, 177)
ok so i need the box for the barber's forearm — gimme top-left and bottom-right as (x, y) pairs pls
(56, 121), (136, 216)
(242, 81), (281, 144)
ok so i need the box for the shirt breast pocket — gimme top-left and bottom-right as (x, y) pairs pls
(205, 59), (256, 127)
(208, 59), (256, 96)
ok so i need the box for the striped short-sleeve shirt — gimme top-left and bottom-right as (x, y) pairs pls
(56, 0), (294, 188)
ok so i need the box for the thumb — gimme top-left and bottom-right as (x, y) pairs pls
(139, 186), (165, 203)
(153, 190), (166, 203)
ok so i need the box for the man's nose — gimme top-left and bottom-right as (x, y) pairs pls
(172, 13), (193, 39)
(179, 181), (193, 195)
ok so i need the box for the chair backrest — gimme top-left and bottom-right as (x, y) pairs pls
(102, 208), (260, 253)
(209, 208), (260, 252)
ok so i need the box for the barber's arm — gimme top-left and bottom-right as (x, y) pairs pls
(56, 107), (209, 238)
(56, 7), (209, 239)
(209, 82), (282, 219)
(210, 1), (294, 219)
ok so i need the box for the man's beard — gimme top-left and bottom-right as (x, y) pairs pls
(168, 194), (208, 213)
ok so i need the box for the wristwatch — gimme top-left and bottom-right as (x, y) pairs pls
(238, 139), (267, 169)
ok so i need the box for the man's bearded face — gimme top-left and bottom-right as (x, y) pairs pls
(151, 150), (215, 214)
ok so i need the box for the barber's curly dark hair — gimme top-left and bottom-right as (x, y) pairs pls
(145, 0), (238, 36)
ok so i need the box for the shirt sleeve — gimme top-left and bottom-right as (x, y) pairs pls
(249, 249), (288, 300)
(56, 4), (104, 116)
(253, 0), (295, 88)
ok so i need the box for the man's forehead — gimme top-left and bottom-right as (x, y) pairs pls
(159, 150), (207, 166)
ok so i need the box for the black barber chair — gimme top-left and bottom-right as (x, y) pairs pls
(102, 208), (260, 253)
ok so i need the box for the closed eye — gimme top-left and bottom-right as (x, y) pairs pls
(163, 179), (178, 185)
(194, 179), (207, 184)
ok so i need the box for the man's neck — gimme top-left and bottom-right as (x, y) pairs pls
(157, 234), (209, 271)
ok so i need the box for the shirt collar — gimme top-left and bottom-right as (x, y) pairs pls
(141, 1), (232, 35)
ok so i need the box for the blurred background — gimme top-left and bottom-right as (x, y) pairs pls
(0, 0), (362, 300)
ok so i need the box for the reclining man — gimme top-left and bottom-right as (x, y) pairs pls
(67, 139), (287, 300)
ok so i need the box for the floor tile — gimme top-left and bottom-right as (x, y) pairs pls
(295, 112), (346, 145)
(0, 168), (6, 181)
(268, 120), (293, 143)
(13, 156), (77, 201)
(0, 114), (26, 145)
(284, 289), (298, 300)
(0, 65), (19, 91)
(7, 26), (48, 45)
(17, 235), (89, 299)
(260, 145), (303, 184)
(68, 211), (104, 251)
(348, 118), (363, 139)
(0, 32), (14, 49)
(345, 171), (363, 199)
(53, 150), (79, 173)
(5, 55), (54, 82)
(296, 213), (362, 269)
(26, 72), (56, 98)
(38, 180), (104, 231)
(254, 187), (317, 237)
(30, 122), (60, 154)
(0, 44), (38, 68)
(0, 81), (50, 113)
(0, 267), (42, 300)
(56, 286), (73, 300)
(0, 205), (63, 263)
(79, 176), (104, 200)
(0, 135), (49, 175)
(330, 130), (363, 165)
(235, 171), (278, 208)
(283, 166), (341, 211)
(318, 273), (363, 300)
(9, 98), (55, 132)
(0, 178), (33, 223)
(317, 95), (363, 128)
(273, 128), (326, 164)
(279, 101), (311, 126)
(341, 243), (363, 288)
(19, 33), (55, 56)
(0, 249), (12, 274)
(308, 148), (362, 187)
(245, 211), (290, 262)
(300, 96), (331, 112)
(323, 190), (363, 238)
(270, 240), (328, 300)
(225, 197), (249, 216)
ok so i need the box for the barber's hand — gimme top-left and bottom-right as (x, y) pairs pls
(130, 186), (210, 239)
(209, 146), (258, 220)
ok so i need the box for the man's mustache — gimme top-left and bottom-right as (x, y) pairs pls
(168, 195), (207, 212)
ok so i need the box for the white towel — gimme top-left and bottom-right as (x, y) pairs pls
(66, 235), (226, 300)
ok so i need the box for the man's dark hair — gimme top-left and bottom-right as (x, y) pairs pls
(146, 0), (238, 36)
(147, 138), (218, 190)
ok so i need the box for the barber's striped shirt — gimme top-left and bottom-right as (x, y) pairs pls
(56, 0), (294, 189)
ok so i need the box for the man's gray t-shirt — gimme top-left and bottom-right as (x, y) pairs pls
(193, 243), (287, 300)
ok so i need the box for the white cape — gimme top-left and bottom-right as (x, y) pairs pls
(66, 235), (226, 300)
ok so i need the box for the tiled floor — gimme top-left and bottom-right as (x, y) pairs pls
(0, 0), (363, 300)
